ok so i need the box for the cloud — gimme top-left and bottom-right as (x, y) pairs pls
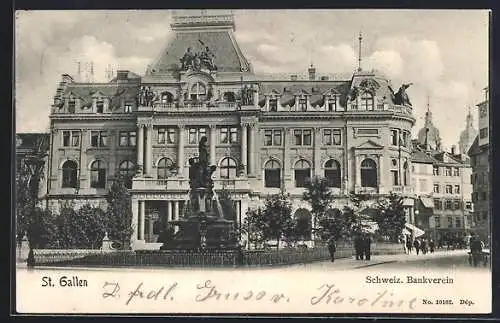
(317, 44), (357, 74)
(131, 23), (171, 43)
(367, 50), (403, 79)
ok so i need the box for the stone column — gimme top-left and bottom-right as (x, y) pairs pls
(167, 201), (173, 221)
(145, 124), (153, 176)
(139, 200), (145, 240)
(294, 96), (299, 111)
(265, 96), (269, 111)
(355, 154), (361, 188)
(131, 199), (139, 242)
(324, 97), (329, 111)
(241, 124), (248, 175)
(313, 127), (322, 176)
(283, 127), (290, 190)
(248, 123), (257, 176)
(174, 201), (179, 220)
(379, 154), (385, 194)
(137, 124), (144, 173)
(253, 88), (259, 106)
(178, 125), (185, 177)
(209, 124), (216, 166)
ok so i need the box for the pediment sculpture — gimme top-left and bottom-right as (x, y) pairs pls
(180, 41), (217, 72)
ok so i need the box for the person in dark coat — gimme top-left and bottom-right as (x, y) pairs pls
(406, 238), (413, 254)
(413, 239), (421, 255)
(354, 235), (363, 260)
(327, 237), (337, 262)
(362, 234), (372, 260)
(429, 239), (435, 253)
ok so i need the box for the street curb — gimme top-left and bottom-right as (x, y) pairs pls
(353, 260), (397, 269)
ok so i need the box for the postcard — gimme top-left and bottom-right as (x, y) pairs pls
(14, 9), (491, 315)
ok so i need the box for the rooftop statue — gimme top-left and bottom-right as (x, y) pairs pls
(180, 43), (217, 72)
(392, 83), (413, 106)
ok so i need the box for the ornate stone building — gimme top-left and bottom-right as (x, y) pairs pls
(45, 13), (416, 249)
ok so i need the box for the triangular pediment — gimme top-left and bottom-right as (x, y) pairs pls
(323, 88), (341, 96)
(90, 90), (106, 98)
(294, 88), (310, 96)
(355, 140), (384, 150)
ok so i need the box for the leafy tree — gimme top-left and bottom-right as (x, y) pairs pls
(25, 207), (58, 248)
(246, 193), (295, 250)
(106, 173), (134, 249)
(373, 193), (406, 242)
(57, 204), (107, 249)
(302, 176), (334, 241)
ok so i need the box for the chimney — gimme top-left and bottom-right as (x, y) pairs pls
(116, 70), (129, 82)
(290, 74), (298, 81)
(451, 145), (456, 155)
(320, 76), (329, 81)
(308, 65), (316, 81)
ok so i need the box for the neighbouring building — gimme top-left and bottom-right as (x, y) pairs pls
(412, 107), (474, 243)
(468, 88), (490, 243)
(38, 12), (418, 250)
(458, 109), (478, 155)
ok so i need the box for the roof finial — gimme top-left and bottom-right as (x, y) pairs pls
(357, 31), (363, 72)
(426, 94), (430, 113)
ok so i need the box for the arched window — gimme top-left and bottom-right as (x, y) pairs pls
(360, 92), (374, 110)
(294, 208), (312, 240)
(264, 160), (281, 188)
(223, 92), (236, 103)
(160, 92), (173, 104)
(403, 161), (409, 186)
(361, 158), (377, 188)
(294, 159), (311, 187)
(62, 160), (78, 188)
(190, 82), (206, 101)
(157, 157), (174, 180)
(220, 157), (237, 179)
(324, 159), (341, 188)
(119, 160), (135, 189)
(390, 158), (399, 186)
(90, 160), (106, 189)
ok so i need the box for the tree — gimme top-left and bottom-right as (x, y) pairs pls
(246, 193), (295, 250)
(106, 173), (134, 249)
(25, 207), (58, 249)
(373, 193), (406, 242)
(302, 176), (334, 241)
(57, 204), (107, 249)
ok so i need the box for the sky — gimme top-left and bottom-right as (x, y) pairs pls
(14, 9), (489, 151)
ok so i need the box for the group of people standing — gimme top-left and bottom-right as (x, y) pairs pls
(327, 234), (372, 263)
(406, 237), (435, 255)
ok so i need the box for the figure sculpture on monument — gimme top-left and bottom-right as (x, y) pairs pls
(394, 83), (413, 106)
(180, 47), (195, 70)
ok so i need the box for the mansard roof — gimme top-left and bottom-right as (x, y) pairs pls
(61, 83), (140, 102)
(147, 30), (251, 75)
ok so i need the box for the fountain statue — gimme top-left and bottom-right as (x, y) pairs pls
(160, 136), (238, 251)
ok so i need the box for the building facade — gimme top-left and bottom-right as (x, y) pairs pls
(44, 13), (416, 249)
(468, 90), (490, 243)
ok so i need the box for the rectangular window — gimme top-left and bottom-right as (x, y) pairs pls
(479, 127), (488, 139)
(483, 211), (488, 220)
(90, 131), (107, 147)
(265, 169), (281, 188)
(96, 100), (104, 113)
(391, 170), (399, 186)
(465, 201), (472, 210)
(445, 167), (452, 176)
(434, 199), (442, 210)
(119, 131), (136, 147)
(390, 129), (398, 146)
(453, 167), (460, 176)
(63, 131), (70, 147)
(298, 98), (307, 111)
(167, 128), (176, 144)
(328, 100), (336, 111)
(447, 216), (453, 228)
(188, 128), (207, 144)
(455, 217), (461, 228)
(453, 200), (461, 210)
(357, 128), (378, 136)
(220, 127), (238, 144)
(264, 129), (281, 147)
(124, 104), (133, 113)
(435, 216), (441, 228)
(433, 184), (440, 193)
(323, 129), (342, 146)
(68, 100), (76, 113)
(158, 128), (166, 144)
(294, 129), (312, 146)
(269, 99), (278, 112)
(62, 131), (81, 147)
(433, 166), (439, 176)
(445, 200), (452, 210)
(454, 185), (460, 194)
(445, 185), (453, 194)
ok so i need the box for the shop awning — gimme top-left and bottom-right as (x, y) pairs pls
(403, 198), (414, 206)
(420, 197), (434, 209)
(405, 223), (425, 237)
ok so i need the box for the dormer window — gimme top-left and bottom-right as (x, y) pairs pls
(328, 97), (336, 111)
(124, 103), (133, 113)
(360, 92), (374, 111)
(96, 99), (104, 113)
(190, 82), (206, 101)
(68, 99), (76, 113)
(298, 98), (307, 111)
(269, 98), (278, 112)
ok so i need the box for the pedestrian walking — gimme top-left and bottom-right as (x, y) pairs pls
(429, 239), (435, 253)
(421, 238), (427, 255)
(406, 238), (413, 254)
(354, 235), (363, 260)
(413, 239), (421, 255)
(327, 237), (337, 263)
(363, 234), (372, 260)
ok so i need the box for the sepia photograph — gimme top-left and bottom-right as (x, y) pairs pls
(14, 9), (491, 314)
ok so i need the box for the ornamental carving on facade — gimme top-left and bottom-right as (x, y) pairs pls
(358, 78), (380, 95)
(180, 43), (217, 72)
